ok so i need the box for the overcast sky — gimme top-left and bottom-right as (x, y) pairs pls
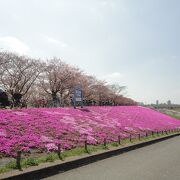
(0, 0), (180, 104)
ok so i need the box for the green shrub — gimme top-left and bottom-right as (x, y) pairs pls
(45, 154), (56, 162)
(111, 142), (119, 147)
(23, 158), (39, 167)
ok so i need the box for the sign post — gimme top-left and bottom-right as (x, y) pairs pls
(73, 85), (83, 109)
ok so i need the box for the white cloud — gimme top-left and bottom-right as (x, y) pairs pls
(43, 35), (68, 48)
(100, 0), (116, 8)
(171, 55), (177, 59)
(99, 72), (123, 84)
(0, 36), (30, 54)
(101, 1), (108, 6)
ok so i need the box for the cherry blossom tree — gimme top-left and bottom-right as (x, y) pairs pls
(0, 52), (42, 107)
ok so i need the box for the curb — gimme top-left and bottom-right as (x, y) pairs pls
(1, 133), (180, 180)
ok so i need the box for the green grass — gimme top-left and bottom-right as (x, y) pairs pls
(22, 158), (39, 167)
(0, 130), (179, 175)
(0, 161), (16, 174)
(169, 114), (180, 120)
(163, 111), (180, 120)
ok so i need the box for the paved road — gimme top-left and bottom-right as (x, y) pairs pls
(44, 136), (180, 180)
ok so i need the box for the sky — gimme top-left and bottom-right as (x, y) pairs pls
(0, 0), (180, 104)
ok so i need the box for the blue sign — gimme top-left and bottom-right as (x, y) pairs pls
(73, 85), (83, 108)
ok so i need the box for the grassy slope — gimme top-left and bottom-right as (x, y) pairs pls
(158, 108), (180, 120)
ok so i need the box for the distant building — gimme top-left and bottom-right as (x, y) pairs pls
(156, 100), (159, 106)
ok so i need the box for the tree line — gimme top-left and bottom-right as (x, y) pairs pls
(0, 51), (137, 108)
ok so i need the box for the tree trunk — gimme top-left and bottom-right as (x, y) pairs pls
(12, 93), (22, 108)
(52, 92), (58, 107)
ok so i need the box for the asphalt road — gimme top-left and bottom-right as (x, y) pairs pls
(43, 136), (180, 180)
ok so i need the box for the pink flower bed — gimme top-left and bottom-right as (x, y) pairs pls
(0, 106), (180, 157)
